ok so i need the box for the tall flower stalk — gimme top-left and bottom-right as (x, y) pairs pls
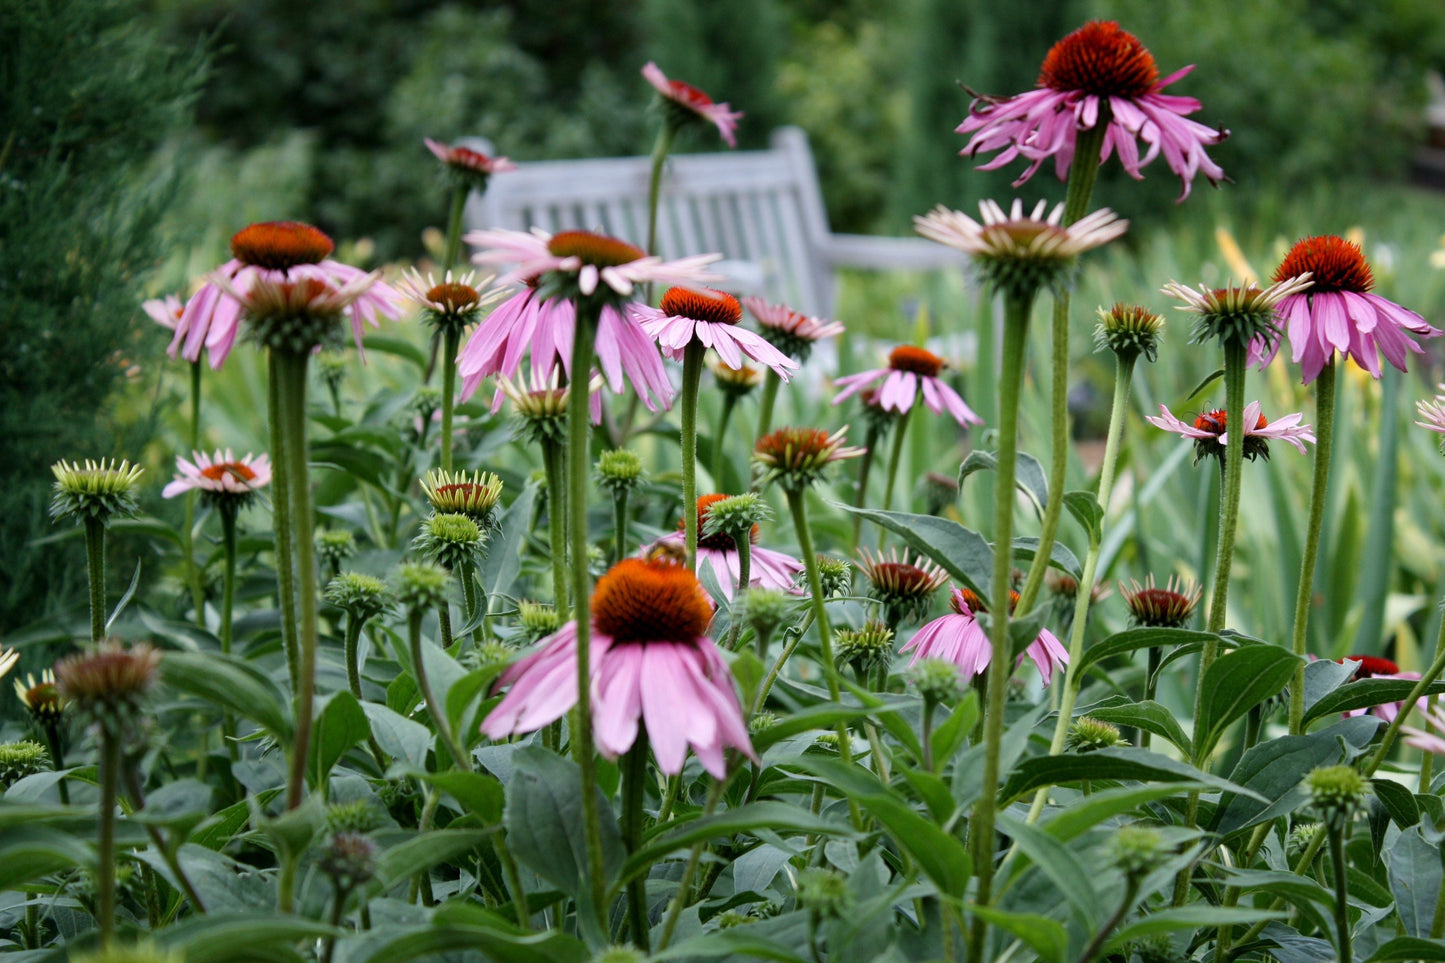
(49, 459), (144, 645)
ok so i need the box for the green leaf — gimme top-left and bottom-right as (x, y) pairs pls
(930, 690), (980, 768)
(1302, 678), (1445, 727)
(155, 914), (338, 963)
(191, 791), (282, 850)
(1220, 867), (1335, 935)
(1194, 644), (1301, 760)
(1000, 747), (1257, 805)
(309, 691), (370, 790)
(997, 813), (1101, 926)
(0, 825), (92, 890)
(362, 334), (428, 368)
(106, 559), (143, 632)
(840, 506), (990, 599)
(958, 450), (1049, 514)
(1042, 784), (1210, 844)
(1108, 906), (1285, 947)
(1012, 536), (1080, 579)
(1372, 777), (1420, 829)
(1212, 717), (1379, 836)
(418, 769), (505, 824)
(750, 701), (885, 753)
(1084, 700), (1192, 755)
(621, 802), (853, 885)
(1073, 628), (1225, 680)
(1301, 657), (1360, 715)
(479, 482), (538, 606)
(1365, 937), (1445, 962)
(968, 905), (1068, 963)
(359, 702), (432, 768)
(1388, 827), (1441, 938)
(1062, 490), (1103, 540)
(161, 651), (293, 739)
(505, 746), (624, 897)
(375, 829), (493, 886)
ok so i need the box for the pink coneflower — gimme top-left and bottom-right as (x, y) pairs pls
(642, 62), (743, 148)
(857, 547), (949, 626)
(1147, 401), (1315, 464)
(1247, 236), (1441, 384)
(1416, 388), (1445, 437)
(1401, 704), (1445, 756)
(162, 450), (271, 501)
(1337, 655), (1425, 724)
(832, 346), (982, 429)
(144, 296), (185, 355)
(957, 20), (1228, 201)
(646, 494), (803, 599)
(742, 297), (844, 363)
(468, 227), (722, 300)
(424, 138), (517, 184)
(176, 222), (404, 368)
(396, 268), (506, 335)
(900, 588), (1069, 685)
(482, 557), (755, 777)
(638, 288), (797, 379)
(1119, 575), (1201, 628)
(753, 426), (867, 491)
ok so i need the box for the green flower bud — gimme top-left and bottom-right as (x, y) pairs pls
(0, 741), (51, 789)
(814, 554), (853, 598)
(325, 799), (385, 834)
(324, 572), (391, 622)
(595, 449), (645, 493)
(1066, 716), (1125, 754)
(1305, 765), (1367, 817)
(834, 620), (895, 679)
(316, 528), (358, 568)
(392, 561), (451, 612)
(1093, 303), (1164, 363)
(795, 867), (852, 918)
(412, 511), (487, 571)
(517, 600), (563, 643)
(49, 459), (143, 527)
(1108, 824), (1165, 881)
(906, 657), (963, 706)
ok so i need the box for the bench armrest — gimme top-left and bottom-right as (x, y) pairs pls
(817, 233), (964, 272)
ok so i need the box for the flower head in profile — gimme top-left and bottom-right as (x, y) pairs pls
(419, 468), (505, 524)
(753, 426), (866, 491)
(647, 494), (802, 600)
(144, 295), (185, 351)
(832, 345), (982, 429)
(15, 670), (65, 723)
(50, 459), (144, 527)
(1416, 386), (1445, 453)
(1119, 575), (1201, 628)
(709, 356), (764, 398)
(899, 588), (1069, 685)
(1163, 274), (1312, 350)
(482, 556), (756, 777)
(742, 297), (844, 364)
(638, 288), (797, 379)
(424, 137), (516, 191)
(175, 221), (403, 368)
(1248, 236), (1440, 383)
(957, 20), (1228, 201)
(856, 547), (948, 627)
(162, 450), (271, 509)
(1146, 401), (1315, 464)
(642, 62), (743, 147)
(916, 200), (1126, 300)
(55, 641), (161, 732)
(495, 368), (606, 439)
(1095, 303), (1165, 363)
(397, 268), (505, 336)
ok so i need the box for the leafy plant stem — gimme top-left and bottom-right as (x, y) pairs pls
(439, 327), (460, 473)
(622, 736), (651, 951)
(681, 340), (706, 572)
(969, 289), (1033, 959)
(459, 562), (484, 646)
(408, 609), (469, 772)
(541, 436), (569, 613)
(1288, 360), (1336, 733)
(656, 776), (724, 950)
(320, 883), (347, 963)
(751, 611), (814, 716)
(755, 371), (781, 460)
(443, 184), (466, 272)
(881, 403), (914, 511)
(1076, 878), (1140, 963)
(1205, 339), (1248, 638)
(645, 125), (675, 260)
(84, 516), (106, 645)
(566, 301), (609, 924)
(268, 351), (300, 693)
(612, 487), (629, 569)
(1326, 817), (1351, 963)
(278, 349), (319, 811)
(724, 537), (753, 651)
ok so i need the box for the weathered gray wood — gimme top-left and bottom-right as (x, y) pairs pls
(465, 126), (956, 318)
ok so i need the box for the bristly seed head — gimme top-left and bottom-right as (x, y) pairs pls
(661, 287), (741, 325)
(1039, 21), (1159, 99)
(546, 230), (644, 267)
(230, 221), (335, 270)
(887, 345), (946, 377)
(1273, 235), (1374, 294)
(1120, 575), (1202, 628)
(592, 557), (714, 645)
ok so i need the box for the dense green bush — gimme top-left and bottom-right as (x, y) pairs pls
(0, 0), (205, 630)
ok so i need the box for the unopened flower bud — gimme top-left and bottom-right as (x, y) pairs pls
(420, 469), (504, 525)
(1094, 303), (1164, 363)
(907, 657), (963, 706)
(0, 741), (51, 789)
(325, 799), (385, 834)
(317, 831), (377, 890)
(835, 620), (895, 679)
(1066, 716), (1125, 753)
(49, 459), (144, 527)
(316, 528), (358, 568)
(55, 641), (161, 734)
(516, 600), (562, 643)
(325, 572), (391, 622)
(412, 511), (487, 571)
(814, 554), (852, 598)
(392, 561), (450, 612)
(1305, 765), (1367, 817)
(795, 867), (852, 918)
(595, 449), (645, 493)
(1108, 824), (1165, 881)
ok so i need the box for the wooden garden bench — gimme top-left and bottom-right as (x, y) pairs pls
(465, 126), (959, 319)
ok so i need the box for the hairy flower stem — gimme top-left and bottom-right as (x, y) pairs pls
(84, 517), (106, 645)
(622, 736), (651, 951)
(1205, 340), (1249, 638)
(645, 126), (675, 260)
(567, 303), (609, 925)
(541, 437), (569, 613)
(1077, 879), (1141, 963)
(219, 507), (240, 763)
(681, 341), (706, 572)
(1326, 818), (1352, 963)
(752, 611), (814, 716)
(440, 328), (461, 473)
(723, 538), (753, 651)
(443, 185), (466, 272)
(850, 423), (883, 549)
(881, 404), (914, 512)
(269, 353), (300, 691)
(1288, 361), (1336, 734)
(755, 372), (782, 460)
(96, 729), (122, 946)
(968, 291), (1032, 962)
(1015, 121), (1104, 616)
(657, 777), (724, 951)
(788, 491), (861, 828)
(275, 351), (322, 810)
(712, 394), (738, 487)
(184, 360), (207, 625)
(408, 610), (470, 772)
(1026, 352), (1136, 825)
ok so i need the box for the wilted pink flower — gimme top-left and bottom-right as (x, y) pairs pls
(162, 449), (271, 500)
(144, 296), (185, 353)
(176, 222), (403, 368)
(645, 494), (803, 600)
(642, 62), (743, 147)
(900, 588), (1068, 685)
(957, 21), (1227, 201)
(482, 557), (755, 777)
(637, 288), (797, 379)
(832, 345), (982, 429)
(1248, 235), (1440, 384)
(1147, 401), (1315, 463)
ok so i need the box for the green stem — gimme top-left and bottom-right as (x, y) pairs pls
(751, 611), (813, 716)
(277, 350), (319, 811)
(409, 610), (470, 771)
(268, 352), (300, 692)
(881, 404), (914, 512)
(1288, 361), (1336, 733)
(567, 302), (609, 923)
(680, 341), (706, 571)
(1205, 339), (1249, 638)
(724, 537), (753, 651)
(969, 290), (1033, 961)
(1076, 879), (1140, 963)
(1015, 119), (1105, 616)
(321, 884), (348, 963)
(1326, 819), (1352, 963)
(96, 729), (121, 946)
(494, 831), (531, 929)
(850, 423), (883, 549)
(440, 328), (460, 472)
(1430, 845), (1445, 939)
(612, 489), (629, 568)
(443, 185), (466, 273)
(184, 360), (207, 626)
(921, 700), (937, 773)
(622, 736), (651, 951)
(712, 394), (738, 488)
(344, 615), (366, 703)
(541, 437), (569, 614)
(219, 506), (239, 764)
(656, 777), (724, 951)
(646, 126), (676, 259)
(755, 372), (781, 458)
(84, 517), (106, 645)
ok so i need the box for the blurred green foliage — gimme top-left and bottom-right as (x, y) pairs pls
(0, 0), (205, 630)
